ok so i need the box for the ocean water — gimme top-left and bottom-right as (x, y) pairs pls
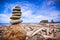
(0, 23), (38, 26)
(0, 23), (10, 26)
(0, 23), (60, 26)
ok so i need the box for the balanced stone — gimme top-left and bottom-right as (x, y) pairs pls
(12, 13), (21, 16)
(15, 6), (20, 8)
(12, 6), (21, 13)
(10, 20), (22, 24)
(13, 8), (21, 11)
(10, 16), (21, 19)
(10, 6), (22, 24)
(12, 11), (21, 13)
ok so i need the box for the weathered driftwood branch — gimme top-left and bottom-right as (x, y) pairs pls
(26, 27), (57, 39)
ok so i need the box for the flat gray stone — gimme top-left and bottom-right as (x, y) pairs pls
(10, 20), (22, 24)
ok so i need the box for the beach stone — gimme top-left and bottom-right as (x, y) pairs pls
(13, 9), (21, 11)
(12, 6), (21, 12)
(12, 13), (21, 16)
(10, 20), (22, 24)
(10, 16), (21, 19)
(12, 11), (21, 13)
(15, 6), (20, 8)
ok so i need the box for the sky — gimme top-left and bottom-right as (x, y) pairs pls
(0, 0), (60, 23)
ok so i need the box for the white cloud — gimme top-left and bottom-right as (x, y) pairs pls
(0, 1), (60, 23)
(0, 14), (8, 17)
(0, 14), (10, 23)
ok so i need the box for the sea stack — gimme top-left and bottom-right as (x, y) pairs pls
(10, 6), (22, 24)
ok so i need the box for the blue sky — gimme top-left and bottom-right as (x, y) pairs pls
(0, 0), (60, 23)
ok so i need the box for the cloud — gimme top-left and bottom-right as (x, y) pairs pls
(0, 14), (10, 23)
(0, 0), (60, 23)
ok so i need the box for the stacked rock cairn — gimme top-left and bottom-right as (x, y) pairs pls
(10, 6), (22, 24)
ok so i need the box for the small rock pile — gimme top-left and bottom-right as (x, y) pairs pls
(10, 6), (22, 24)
